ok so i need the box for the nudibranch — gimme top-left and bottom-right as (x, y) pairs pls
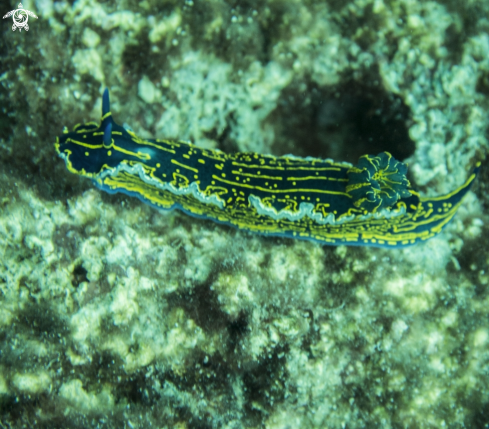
(55, 89), (480, 248)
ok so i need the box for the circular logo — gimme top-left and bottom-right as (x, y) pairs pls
(13, 9), (27, 28)
(3, 3), (38, 32)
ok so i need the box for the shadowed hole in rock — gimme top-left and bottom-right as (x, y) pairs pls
(269, 76), (415, 165)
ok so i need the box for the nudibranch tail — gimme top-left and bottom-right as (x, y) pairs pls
(54, 89), (480, 248)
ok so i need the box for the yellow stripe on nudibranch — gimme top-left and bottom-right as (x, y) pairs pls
(54, 89), (480, 248)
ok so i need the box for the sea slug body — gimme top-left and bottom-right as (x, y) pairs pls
(55, 89), (480, 248)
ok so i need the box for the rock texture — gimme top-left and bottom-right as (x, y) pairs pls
(0, 0), (488, 427)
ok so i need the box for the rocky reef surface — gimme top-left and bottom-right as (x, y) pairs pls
(0, 0), (488, 427)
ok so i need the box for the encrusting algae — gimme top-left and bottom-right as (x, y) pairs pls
(0, 0), (488, 427)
